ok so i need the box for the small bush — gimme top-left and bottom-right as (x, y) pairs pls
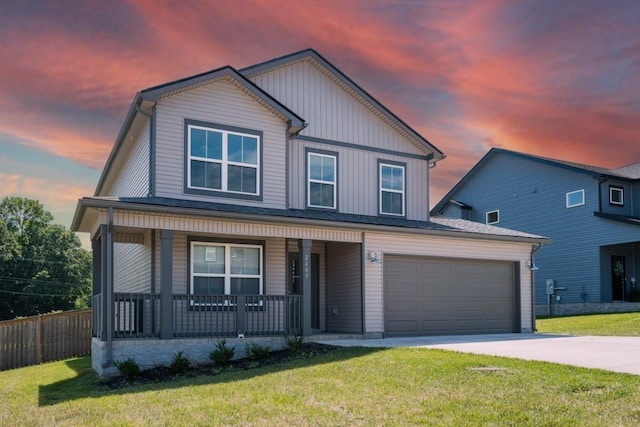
(284, 334), (304, 352)
(246, 342), (271, 361)
(114, 357), (141, 380)
(209, 339), (235, 366)
(170, 351), (191, 374)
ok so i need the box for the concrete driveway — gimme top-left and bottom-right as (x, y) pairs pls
(319, 334), (640, 375)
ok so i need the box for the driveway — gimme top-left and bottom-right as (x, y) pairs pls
(319, 334), (640, 375)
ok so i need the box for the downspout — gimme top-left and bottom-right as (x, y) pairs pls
(530, 242), (544, 332)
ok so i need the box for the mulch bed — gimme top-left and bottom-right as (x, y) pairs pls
(101, 342), (339, 389)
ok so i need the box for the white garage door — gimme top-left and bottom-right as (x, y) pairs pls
(384, 256), (517, 336)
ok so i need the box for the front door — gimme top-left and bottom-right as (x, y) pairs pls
(612, 255), (626, 301)
(288, 253), (320, 329)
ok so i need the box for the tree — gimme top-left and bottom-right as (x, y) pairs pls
(0, 197), (91, 320)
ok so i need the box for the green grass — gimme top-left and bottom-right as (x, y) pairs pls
(2, 347), (640, 426)
(537, 312), (640, 336)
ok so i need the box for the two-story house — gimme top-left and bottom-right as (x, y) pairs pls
(72, 50), (547, 375)
(432, 148), (640, 315)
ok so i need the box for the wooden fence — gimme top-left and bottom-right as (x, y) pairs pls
(0, 309), (91, 371)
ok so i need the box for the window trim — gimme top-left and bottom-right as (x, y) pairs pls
(609, 186), (624, 206)
(184, 119), (263, 201)
(189, 239), (264, 298)
(566, 189), (585, 208)
(378, 160), (406, 217)
(305, 148), (338, 210)
(486, 210), (500, 225)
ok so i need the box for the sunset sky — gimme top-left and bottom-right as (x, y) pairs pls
(1, 0), (639, 244)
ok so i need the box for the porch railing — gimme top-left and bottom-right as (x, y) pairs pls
(92, 292), (301, 340)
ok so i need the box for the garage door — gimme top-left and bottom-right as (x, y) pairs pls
(384, 256), (517, 336)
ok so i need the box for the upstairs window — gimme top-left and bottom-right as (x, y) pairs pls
(186, 121), (260, 198)
(307, 151), (337, 209)
(379, 162), (405, 216)
(486, 210), (500, 224)
(191, 242), (263, 296)
(609, 186), (624, 206)
(566, 189), (585, 208)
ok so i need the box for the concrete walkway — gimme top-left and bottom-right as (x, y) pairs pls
(318, 334), (640, 375)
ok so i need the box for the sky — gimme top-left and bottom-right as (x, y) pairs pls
(1, 0), (639, 246)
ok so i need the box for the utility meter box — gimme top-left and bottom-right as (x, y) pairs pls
(546, 279), (556, 295)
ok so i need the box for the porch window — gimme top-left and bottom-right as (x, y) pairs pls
(191, 242), (263, 295)
(307, 151), (337, 209)
(379, 162), (405, 216)
(610, 186), (624, 206)
(187, 122), (260, 197)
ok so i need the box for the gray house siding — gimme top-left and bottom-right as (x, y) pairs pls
(153, 78), (288, 209)
(290, 138), (429, 220)
(113, 231), (151, 293)
(248, 59), (429, 157)
(326, 242), (362, 333)
(101, 125), (150, 197)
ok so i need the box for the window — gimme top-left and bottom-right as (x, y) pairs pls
(379, 162), (405, 216)
(566, 189), (585, 208)
(486, 210), (499, 224)
(610, 186), (624, 206)
(187, 122), (260, 197)
(307, 152), (337, 209)
(190, 242), (262, 296)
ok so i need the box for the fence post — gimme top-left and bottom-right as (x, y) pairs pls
(36, 315), (43, 364)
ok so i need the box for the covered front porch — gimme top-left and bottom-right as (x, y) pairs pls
(88, 207), (365, 372)
(600, 242), (640, 302)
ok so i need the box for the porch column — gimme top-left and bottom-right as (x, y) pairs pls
(99, 223), (114, 345)
(91, 235), (101, 339)
(160, 230), (174, 339)
(299, 239), (312, 336)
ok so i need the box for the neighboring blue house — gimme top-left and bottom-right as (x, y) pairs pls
(431, 148), (640, 314)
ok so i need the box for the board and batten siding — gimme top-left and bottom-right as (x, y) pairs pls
(249, 59), (428, 157)
(290, 139), (429, 220)
(326, 242), (362, 333)
(101, 124), (150, 197)
(113, 230), (151, 293)
(153, 78), (288, 209)
(363, 232), (534, 335)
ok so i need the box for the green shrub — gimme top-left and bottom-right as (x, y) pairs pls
(209, 339), (235, 366)
(170, 351), (191, 374)
(114, 357), (141, 380)
(246, 342), (271, 361)
(284, 334), (304, 352)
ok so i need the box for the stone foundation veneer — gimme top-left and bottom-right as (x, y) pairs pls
(536, 302), (640, 318)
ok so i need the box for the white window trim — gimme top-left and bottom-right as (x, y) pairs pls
(307, 152), (337, 209)
(610, 186), (624, 206)
(190, 242), (263, 296)
(566, 189), (585, 208)
(486, 210), (500, 225)
(187, 124), (260, 196)
(379, 163), (405, 216)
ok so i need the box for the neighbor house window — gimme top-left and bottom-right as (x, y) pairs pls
(307, 151), (337, 209)
(610, 186), (624, 206)
(190, 242), (263, 295)
(379, 162), (405, 216)
(566, 189), (585, 208)
(486, 210), (500, 224)
(187, 122), (260, 197)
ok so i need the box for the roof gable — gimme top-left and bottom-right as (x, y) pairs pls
(241, 49), (445, 161)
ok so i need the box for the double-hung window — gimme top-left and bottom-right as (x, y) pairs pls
(307, 151), (337, 209)
(187, 121), (260, 197)
(191, 242), (263, 296)
(379, 162), (405, 216)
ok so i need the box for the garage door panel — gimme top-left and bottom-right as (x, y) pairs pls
(384, 256), (516, 337)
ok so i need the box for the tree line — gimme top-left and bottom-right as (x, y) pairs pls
(0, 197), (91, 321)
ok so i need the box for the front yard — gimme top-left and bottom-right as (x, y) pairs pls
(2, 344), (640, 426)
(537, 312), (640, 336)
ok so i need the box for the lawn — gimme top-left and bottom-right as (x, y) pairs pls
(2, 347), (640, 426)
(537, 312), (640, 336)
